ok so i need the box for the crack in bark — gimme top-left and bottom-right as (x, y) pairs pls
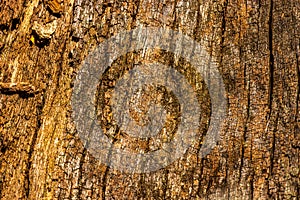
(239, 63), (251, 183)
(269, 113), (278, 175)
(295, 44), (300, 123)
(24, 93), (46, 198)
(268, 0), (274, 119)
(101, 164), (110, 200)
(250, 138), (254, 200)
(0, 82), (42, 96)
(162, 169), (169, 199)
(220, 0), (228, 53)
(100, 127), (119, 199)
(76, 149), (87, 199)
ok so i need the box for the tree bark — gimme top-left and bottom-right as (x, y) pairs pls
(0, 0), (299, 199)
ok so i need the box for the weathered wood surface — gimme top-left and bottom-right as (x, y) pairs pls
(0, 0), (299, 199)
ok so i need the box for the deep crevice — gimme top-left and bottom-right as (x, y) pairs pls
(11, 18), (20, 31)
(295, 43), (300, 123)
(23, 49), (47, 198)
(101, 163), (110, 200)
(249, 138), (254, 200)
(24, 94), (46, 198)
(76, 149), (87, 199)
(239, 63), (251, 183)
(268, 0), (274, 119)
(162, 169), (169, 199)
(220, 0), (228, 55)
(269, 114), (278, 175)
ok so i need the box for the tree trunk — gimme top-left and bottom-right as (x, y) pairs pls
(0, 0), (299, 199)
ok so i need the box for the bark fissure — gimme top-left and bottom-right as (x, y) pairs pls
(220, 0), (228, 51)
(268, 0), (274, 119)
(162, 169), (169, 199)
(76, 149), (87, 199)
(269, 114), (278, 176)
(22, 47), (47, 198)
(239, 63), (251, 183)
(24, 93), (46, 198)
(295, 44), (300, 122)
(101, 165), (110, 200)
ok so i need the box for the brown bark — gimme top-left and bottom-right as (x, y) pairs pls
(0, 0), (299, 199)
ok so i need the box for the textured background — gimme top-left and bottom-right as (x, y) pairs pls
(0, 0), (299, 199)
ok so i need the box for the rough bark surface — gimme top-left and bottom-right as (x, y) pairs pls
(0, 0), (299, 199)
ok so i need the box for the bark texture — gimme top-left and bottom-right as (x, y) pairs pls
(0, 0), (299, 199)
